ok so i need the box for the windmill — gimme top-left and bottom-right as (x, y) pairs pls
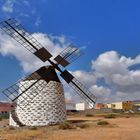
(0, 18), (97, 126)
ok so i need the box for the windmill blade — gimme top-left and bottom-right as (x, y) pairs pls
(54, 45), (84, 67)
(60, 70), (97, 107)
(2, 72), (41, 102)
(0, 18), (52, 62)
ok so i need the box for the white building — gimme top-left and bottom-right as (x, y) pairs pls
(76, 102), (93, 111)
(66, 102), (93, 111)
(66, 101), (76, 111)
(107, 102), (123, 109)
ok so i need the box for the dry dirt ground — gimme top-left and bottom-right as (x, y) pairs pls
(0, 114), (140, 140)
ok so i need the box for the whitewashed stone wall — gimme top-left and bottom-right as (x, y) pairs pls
(10, 80), (66, 126)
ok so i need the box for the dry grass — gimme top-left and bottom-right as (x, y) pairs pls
(85, 113), (94, 117)
(0, 127), (48, 140)
(104, 114), (116, 119)
(58, 122), (76, 130)
(75, 123), (89, 128)
(97, 120), (109, 125)
(0, 114), (140, 140)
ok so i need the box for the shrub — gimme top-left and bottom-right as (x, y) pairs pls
(97, 121), (109, 125)
(0, 117), (3, 121)
(0, 114), (9, 119)
(9, 126), (15, 130)
(125, 116), (130, 118)
(104, 114), (116, 119)
(85, 113), (94, 117)
(29, 126), (38, 130)
(59, 122), (75, 130)
(76, 123), (89, 129)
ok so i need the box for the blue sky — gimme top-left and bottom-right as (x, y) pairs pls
(0, 0), (140, 102)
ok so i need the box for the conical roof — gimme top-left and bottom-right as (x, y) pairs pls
(25, 65), (61, 83)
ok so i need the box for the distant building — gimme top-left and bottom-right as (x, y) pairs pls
(122, 101), (133, 111)
(107, 101), (132, 111)
(107, 102), (123, 109)
(0, 102), (13, 114)
(132, 100), (140, 106)
(66, 101), (93, 111)
(132, 100), (140, 112)
(95, 103), (107, 109)
(75, 102), (92, 111)
(66, 100), (137, 112)
(66, 100), (76, 111)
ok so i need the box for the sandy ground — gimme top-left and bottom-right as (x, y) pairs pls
(0, 115), (140, 140)
(47, 116), (140, 140)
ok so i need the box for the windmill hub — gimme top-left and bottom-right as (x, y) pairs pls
(34, 65), (61, 83)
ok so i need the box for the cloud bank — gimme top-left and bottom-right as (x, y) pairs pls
(0, 31), (140, 103)
(0, 32), (68, 73)
(2, 0), (15, 13)
(1, 0), (42, 27)
(92, 51), (140, 102)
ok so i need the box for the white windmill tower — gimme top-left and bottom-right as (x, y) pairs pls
(0, 18), (97, 126)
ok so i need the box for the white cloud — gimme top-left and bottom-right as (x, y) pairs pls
(92, 51), (129, 76)
(19, 13), (30, 18)
(0, 32), (67, 73)
(35, 16), (41, 27)
(134, 55), (140, 65)
(72, 70), (97, 87)
(92, 51), (140, 102)
(1, 29), (140, 103)
(0, 30), (99, 103)
(23, 0), (30, 7)
(2, 0), (15, 13)
(90, 85), (111, 102)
